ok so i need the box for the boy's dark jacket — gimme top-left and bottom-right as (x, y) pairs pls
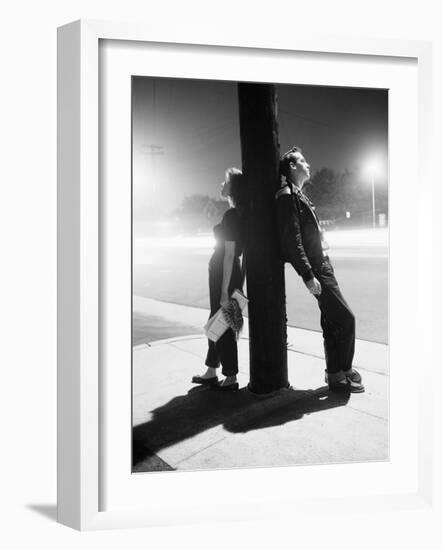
(275, 183), (326, 282)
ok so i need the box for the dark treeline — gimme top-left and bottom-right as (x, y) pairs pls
(172, 167), (388, 234)
(304, 168), (388, 228)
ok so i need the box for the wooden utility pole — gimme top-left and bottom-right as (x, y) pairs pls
(238, 83), (288, 394)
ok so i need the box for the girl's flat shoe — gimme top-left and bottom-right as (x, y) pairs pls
(191, 375), (219, 385)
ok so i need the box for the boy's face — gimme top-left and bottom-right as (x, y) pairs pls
(291, 152), (311, 183)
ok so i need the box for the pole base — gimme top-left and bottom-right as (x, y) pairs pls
(246, 381), (292, 398)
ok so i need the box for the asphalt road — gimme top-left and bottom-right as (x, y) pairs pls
(133, 242), (388, 344)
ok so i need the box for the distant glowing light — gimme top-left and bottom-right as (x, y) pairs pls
(364, 157), (382, 178)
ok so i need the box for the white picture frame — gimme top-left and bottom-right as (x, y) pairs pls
(57, 19), (433, 531)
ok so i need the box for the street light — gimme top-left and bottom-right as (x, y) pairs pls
(365, 159), (381, 229)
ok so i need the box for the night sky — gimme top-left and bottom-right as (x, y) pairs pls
(132, 76), (388, 219)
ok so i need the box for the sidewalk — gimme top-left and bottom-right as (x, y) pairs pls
(133, 296), (389, 472)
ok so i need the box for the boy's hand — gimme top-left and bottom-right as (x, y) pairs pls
(305, 277), (322, 296)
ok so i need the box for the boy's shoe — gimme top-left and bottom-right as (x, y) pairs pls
(325, 369), (363, 385)
(328, 378), (365, 394)
(344, 369), (362, 384)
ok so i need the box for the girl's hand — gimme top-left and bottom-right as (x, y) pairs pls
(220, 292), (230, 309)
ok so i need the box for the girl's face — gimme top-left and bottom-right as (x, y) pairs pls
(220, 179), (232, 200)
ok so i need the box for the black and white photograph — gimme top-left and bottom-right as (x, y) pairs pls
(131, 76), (389, 473)
(4, 0), (439, 541)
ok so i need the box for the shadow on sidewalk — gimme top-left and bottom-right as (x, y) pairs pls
(133, 385), (350, 470)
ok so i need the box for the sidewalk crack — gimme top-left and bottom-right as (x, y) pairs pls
(288, 348), (387, 376)
(168, 342), (205, 359)
(172, 435), (227, 466)
(345, 406), (388, 422)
